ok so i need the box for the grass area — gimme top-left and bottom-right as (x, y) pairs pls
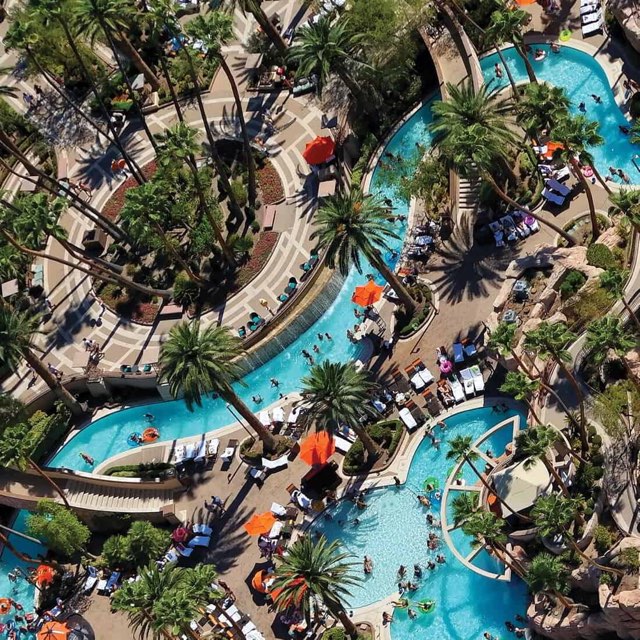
(343, 419), (403, 475)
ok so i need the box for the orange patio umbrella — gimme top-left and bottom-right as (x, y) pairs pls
(244, 511), (277, 536)
(251, 570), (269, 593)
(35, 564), (55, 587)
(514, 0), (537, 5)
(299, 431), (336, 467)
(352, 280), (384, 308)
(37, 621), (70, 640)
(302, 136), (335, 165)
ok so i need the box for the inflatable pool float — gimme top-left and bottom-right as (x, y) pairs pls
(141, 427), (160, 443)
(559, 29), (571, 42)
(417, 600), (436, 613)
(127, 432), (141, 446)
(423, 477), (439, 491)
(0, 599), (12, 615)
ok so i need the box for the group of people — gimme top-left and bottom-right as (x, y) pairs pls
(204, 495), (225, 517)
(82, 337), (104, 363)
(301, 334), (333, 365)
(606, 165), (632, 184)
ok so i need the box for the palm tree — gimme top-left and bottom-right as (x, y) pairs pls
(272, 535), (360, 638)
(488, 321), (534, 376)
(461, 510), (525, 577)
(523, 322), (587, 456)
(515, 425), (570, 497)
(500, 371), (543, 425)
(186, 13), (257, 213)
(0, 67), (18, 98)
(609, 189), (640, 234)
(313, 188), (416, 314)
(300, 361), (381, 460)
(0, 308), (83, 416)
(446, 435), (524, 520)
(526, 553), (572, 609)
(586, 316), (636, 365)
(451, 491), (479, 526)
(484, 5), (537, 84)
(233, 0), (288, 54)
(72, 0), (161, 91)
(552, 114), (607, 239)
(600, 269), (640, 333)
(158, 321), (277, 453)
(289, 17), (374, 114)
(532, 494), (623, 577)
(0, 422), (71, 508)
(515, 82), (570, 137)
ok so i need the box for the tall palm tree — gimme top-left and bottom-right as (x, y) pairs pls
(272, 535), (360, 638)
(553, 114), (608, 240)
(0, 422), (71, 508)
(462, 510), (525, 577)
(299, 361), (381, 460)
(313, 188), (416, 314)
(233, 0), (288, 54)
(609, 189), (640, 234)
(0, 308), (83, 416)
(600, 269), (640, 333)
(523, 322), (587, 456)
(451, 491), (479, 526)
(289, 17), (374, 115)
(515, 425), (570, 497)
(526, 553), (572, 609)
(186, 13), (257, 213)
(72, 0), (161, 90)
(515, 82), (570, 138)
(484, 5), (537, 84)
(488, 321), (534, 376)
(446, 435), (524, 520)
(158, 321), (277, 453)
(532, 494), (623, 577)
(499, 371), (543, 425)
(586, 316), (636, 365)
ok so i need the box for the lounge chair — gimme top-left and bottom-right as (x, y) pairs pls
(542, 188), (565, 206)
(268, 521), (284, 539)
(459, 369), (475, 397)
(580, 2), (599, 15)
(288, 406), (302, 424)
(452, 342), (465, 363)
(96, 578), (108, 595)
(220, 439), (239, 464)
(163, 549), (179, 564)
(399, 407), (418, 432)
(302, 254), (319, 272)
(582, 18), (604, 36)
(261, 455), (289, 472)
(424, 389), (443, 417)
(462, 340), (477, 358)
(502, 214), (529, 239)
(187, 535), (211, 548)
(249, 467), (267, 482)
(105, 570), (121, 594)
(176, 544), (194, 557)
(83, 567), (99, 593)
(238, 326), (247, 339)
(206, 438), (220, 458)
(546, 178), (571, 197)
(272, 406), (285, 423)
(410, 371), (427, 391)
(553, 166), (571, 181)
(192, 523), (213, 536)
(470, 365), (485, 393)
(582, 8), (602, 24)
(285, 277), (298, 294)
(449, 377), (465, 403)
(259, 411), (271, 427)
(334, 436), (352, 453)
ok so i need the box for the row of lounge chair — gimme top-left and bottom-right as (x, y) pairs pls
(581, 0), (604, 36)
(488, 212), (540, 247)
(542, 177), (572, 207)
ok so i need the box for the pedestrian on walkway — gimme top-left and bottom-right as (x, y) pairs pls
(22, 92), (35, 109)
(110, 158), (128, 179)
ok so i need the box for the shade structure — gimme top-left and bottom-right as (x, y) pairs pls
(351, 280), (384, 308)
(492, 458), (551, 513)
(244, 511), (277, 536)
(302, 136), (335, 165)
(251, 570), (269, 593)
(515, 0), (537, 4)
(35, 564), (55, 586)
(38, 622), (70, 640)
(299, 431), (336, 466)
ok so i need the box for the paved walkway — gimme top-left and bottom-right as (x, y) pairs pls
(0, 0), (333, 402)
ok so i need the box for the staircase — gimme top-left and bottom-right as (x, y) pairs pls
(65, 480), (175, 514)
(456, 169), (482, 223)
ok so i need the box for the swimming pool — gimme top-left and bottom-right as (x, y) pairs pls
(49, 100), (437, 471)
(481, 44), (640, 185)
(312, 406), (528, 639)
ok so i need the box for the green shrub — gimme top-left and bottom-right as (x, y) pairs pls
(564, 284), (612, 329)
(250, 220), (261, 234)
(559, 269), (586, 300)
(594, 525), (613, 554)
(591, 434), (603, 447)
(343, 440), (365, 474)
(102, 521), (170, 570)
(591, 453), (605, 467)
(173, 273), (200, 308)
(620, 547), (640, 572)
(104, 462), (174, 480)
(30, 402), (72, 463)
(343, 420), (402, 474)
(587, 243), (616, 270)
(230, 178), (248, 209)
(322, 630), (346, 640)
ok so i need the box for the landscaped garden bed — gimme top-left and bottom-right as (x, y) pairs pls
(257, 159), (285, 204)
(395, 282), (435, 337)
(101, 161), (158, 221)
(343, 419), (403, 475)
(96, 281), (161, 324)
(230, 231), (279, 292)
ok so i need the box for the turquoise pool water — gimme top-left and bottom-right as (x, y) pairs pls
(49, 100), (436, 471)
(312, 407), (528, 639)
(481, 44), (640, 185)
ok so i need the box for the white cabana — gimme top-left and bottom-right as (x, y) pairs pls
(492, 458), (552, 513)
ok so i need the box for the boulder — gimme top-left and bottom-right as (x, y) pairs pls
(538, 287), (558, 313)
(530, 302), (546, 319)
(570, 564), (601, 593)
(595, 227), (624, 251)
(624, 349), (640, 389)
(493, 284), (512, 312)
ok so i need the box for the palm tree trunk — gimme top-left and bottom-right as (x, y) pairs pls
(591, 164), (612, 194)
(224, 388), (277, 453)
(484, 174), (576, 245)
(113, 31), (161, 91)
(537, 379), (582, 434)
(324, 600), (358, 639)
(150, 222), (202, 283)
(28, 458), (71, 508)
(369, 253), (416, 315)
(569, 157), (599, 240)
(0, 530), (39, 564)
(551, 589), (573, 610)
(622, 296), (640, 334)
(159, 55), (184, 123)
(493, 540), (526, 578)
(23, 349), (83, 417)
(555, 359), (588, 457)
(514, 42), (537, 84)
(495, 47), (519, 100)
(217, 54), (257, 212)
(350, 423), (380, 460)
(508, 348), (534, 378)
(251, 7), (288, 54)
(565, 532), (624, 577)
(524, 398), (542, 426)
(56, 20), (145, 184)
(500, 158), (519, 186)
(541, 457), (570, 497)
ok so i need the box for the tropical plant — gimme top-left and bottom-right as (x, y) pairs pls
(593, 380), (640, 448)
(515, 425), (570, 496)
(232, 0), (288, 53)
(609, 189), (640, 234)
(523, 322), (587, 456)
(0, 307), (83, 416)
(313, 188), (416, 313)
(451, 491), (478, 526)
(600, 269), (640, 333)
(499, 371), (543, 425)
(585, 316), (636, 366)
(300, 361), (381, 460)
(158, 321), (277, 452)
(272, 535), (360, 638)
(525, 553), (572, 609)
(446, 435), (524, 519)
(26, 499), (90, 557)
(532, 494), (623, 577)
(488, 322), (534, 375)
(102, 521), (171, 570)
(0, 421), (71, 507)
(515, 82), (570, 136)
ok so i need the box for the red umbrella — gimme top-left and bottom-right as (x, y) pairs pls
(35, 564), (55, 587)
(352, 280), (384, 308)
(302, 136), (335, 165)
(171, 526), (189, 543)
(299, 432), (336, 466)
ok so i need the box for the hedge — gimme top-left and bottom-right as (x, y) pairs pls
(586, 243), (616, 270)
(344, 420), (403, 475)
(104, 462), (174, 480)
(30, 403), (72, 464)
